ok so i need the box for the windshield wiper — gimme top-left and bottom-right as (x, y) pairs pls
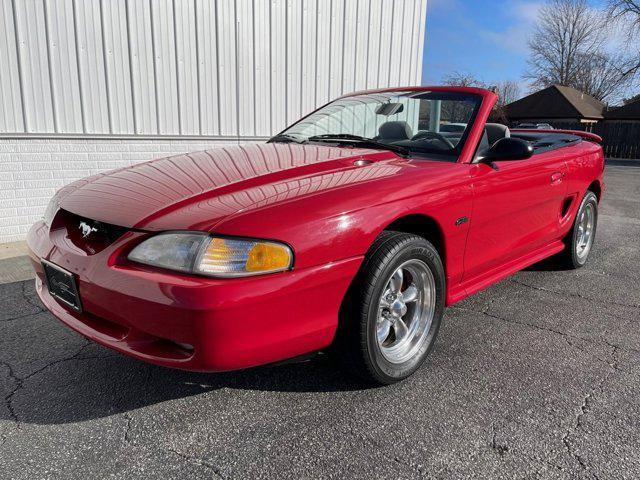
(267, 133), (308, 144)
(307, 134), (409, 157)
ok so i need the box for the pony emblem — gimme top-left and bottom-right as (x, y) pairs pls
(79, 221), (98, 239)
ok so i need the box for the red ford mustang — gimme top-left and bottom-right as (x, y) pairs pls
(27, 87), (604, 384)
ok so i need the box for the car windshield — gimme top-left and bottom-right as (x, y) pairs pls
(272, 90), (482, 160)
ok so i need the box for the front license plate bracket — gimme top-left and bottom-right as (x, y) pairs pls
(42, 260), (83, 312)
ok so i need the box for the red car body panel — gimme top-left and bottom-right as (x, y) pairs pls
(27, 86), (605, 372)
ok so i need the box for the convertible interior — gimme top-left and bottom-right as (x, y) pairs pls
(375, 120), (581, 157)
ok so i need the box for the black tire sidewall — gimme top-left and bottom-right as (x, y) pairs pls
(362, 238), (445, 382)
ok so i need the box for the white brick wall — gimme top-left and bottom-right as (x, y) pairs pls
(0, 137), (265, 243)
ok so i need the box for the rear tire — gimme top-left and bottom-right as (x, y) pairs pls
(557, 190), (598, 269)
(336, 231), (445, 385)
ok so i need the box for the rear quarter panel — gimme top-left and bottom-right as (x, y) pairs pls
(561, 141), (605, 235)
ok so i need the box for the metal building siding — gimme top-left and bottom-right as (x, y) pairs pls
(174, 0), (199, 135)
(128, 0), (158, 134)
(152, 0), (180, 134)
(270, 0), (287, 133)
(102, 0), (135, 134)
(44, 0), (82, 133)
(0, 0), (24, 132)
(216, 0), (239, 136)
(328, 0), (345, 101)
(253, 0), (271, 136)
(75, 0), (111, 133)
(0, 0), (427, 138)
(14, 0), (55, 133)
(415, 0), (428, 84)
(195, 0), (220, 136)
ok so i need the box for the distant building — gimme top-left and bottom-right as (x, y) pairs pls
(604, 98), (640, 123)
(503, 84), (640, 159)
(504, 85), (604, 125)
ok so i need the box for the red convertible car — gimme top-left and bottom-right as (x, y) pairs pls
(27, 87), (604, 384)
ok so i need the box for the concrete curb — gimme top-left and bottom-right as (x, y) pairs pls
(0, 240), (28, 260)
(0, 240), (33, 284)
(0, 255), (33, 284)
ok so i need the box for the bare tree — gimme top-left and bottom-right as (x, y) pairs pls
(436, 72), (485, 123)
(526, 0), (605, 88)
(441, 73), (522, 121)
(488, 81), (522, 123)
(442, 71), (486, 88)
(573, 52), (633, 101)
(527, 0), (632, 102)
(441, 74), (521, 105)
(607, 0), (640, 78)
(494, 81), (522, 106)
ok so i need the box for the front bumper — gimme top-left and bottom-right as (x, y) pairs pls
(27, 220), (362, 372)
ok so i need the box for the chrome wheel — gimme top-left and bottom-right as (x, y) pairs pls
(576, 202), (595, 261)
(376, 259), (436, 364)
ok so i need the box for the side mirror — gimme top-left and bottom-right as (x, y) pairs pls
(479, 137), (534, 163)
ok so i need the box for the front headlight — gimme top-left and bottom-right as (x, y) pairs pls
(128, 233), (293, 277)
(43, 193), (60, 227)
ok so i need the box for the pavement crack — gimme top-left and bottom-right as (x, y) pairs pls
(604, 341), (622, 372)
(488, 425), (566, 473)
(1, 281), (47, 323)
(123, 412), (133, 444)
(562, 337), (621, 372)
(165, 447), (226, 479)
(118, 389), (228, 478)
(21, 342), (92, 383)
(0, 361), (22, 427)
(602, 338), (640, 368)
(510, 278), (640, 311)
(2, 342), (91, 426)
(562, 393), (597, 478)
(20, 281), (46, 314)
(454, 305), (572, 339)
(454, 305), (634, 374)
(490, 426), (509, 457)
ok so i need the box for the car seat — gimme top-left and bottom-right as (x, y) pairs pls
(377, 121), (413, 143)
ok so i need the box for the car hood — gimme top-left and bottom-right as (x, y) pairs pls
(58, 143), (407, 231)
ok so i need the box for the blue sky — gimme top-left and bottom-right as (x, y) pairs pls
(421, 0), (607, 90)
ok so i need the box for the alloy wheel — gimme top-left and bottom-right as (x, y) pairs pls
(376, 259), (436, 364)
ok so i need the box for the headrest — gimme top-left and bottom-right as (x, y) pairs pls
(485, 123), (511, 146)
(378, 121), (413, 141)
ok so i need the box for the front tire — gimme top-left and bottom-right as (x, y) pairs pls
(337, 231), (445, 385)
(558, 190), (598, 269)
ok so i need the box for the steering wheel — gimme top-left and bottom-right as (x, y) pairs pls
(411, 131), (455, 149)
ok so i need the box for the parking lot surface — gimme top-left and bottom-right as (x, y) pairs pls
(1, 165), (639, 479)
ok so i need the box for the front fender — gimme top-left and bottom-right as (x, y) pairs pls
(212, 176), (473, 288)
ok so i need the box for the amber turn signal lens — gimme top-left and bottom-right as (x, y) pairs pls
(196, 237), (292, 277)
(246, 242), (292, 272)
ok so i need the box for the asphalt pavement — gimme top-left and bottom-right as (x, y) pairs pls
(1, 165), (639, 479)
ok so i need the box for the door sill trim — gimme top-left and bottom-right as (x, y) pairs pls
(446, 240), (565, 305)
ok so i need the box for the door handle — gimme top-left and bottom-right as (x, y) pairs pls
(551, 172), (564, 185)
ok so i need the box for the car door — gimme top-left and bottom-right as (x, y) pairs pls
(462, 152), (568, 282)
